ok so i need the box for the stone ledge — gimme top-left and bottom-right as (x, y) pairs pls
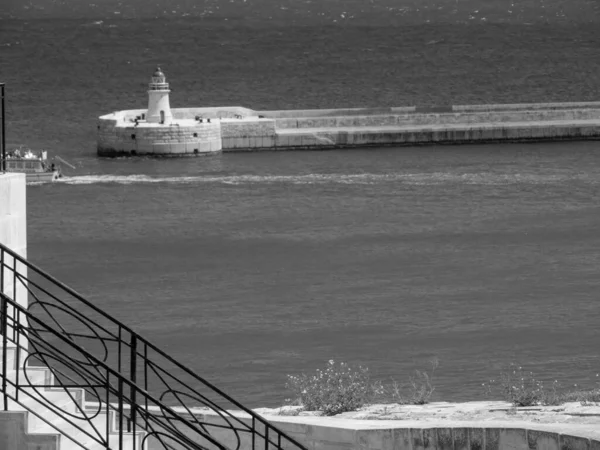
(251, 401), (600, 440)
(92, 401), (600, 450)
(206, 402), (600, 450)
(171, 412), (600, 450)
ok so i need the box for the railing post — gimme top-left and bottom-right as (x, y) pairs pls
(0, 296), (5, 339)
(105, 371), (111, 449)
(264, 424), (269, 450)
(252, 417), (256, 450)
(0, 249), (4, 295)
(118, 377), (124, 450)
(130, 334), (137, 438)
(14, 308), (19, 402)
(117, 327), (122, 374)
(1, 295), (8, 411)
(143, 343), (148, 424)
(12, 255), (16, 305)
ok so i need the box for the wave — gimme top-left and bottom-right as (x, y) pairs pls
(81, 20), (104, 26)
(57, 172), (596, 186)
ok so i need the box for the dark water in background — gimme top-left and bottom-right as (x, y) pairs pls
(1, 14), (600, 405)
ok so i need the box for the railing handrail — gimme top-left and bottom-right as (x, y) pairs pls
(0, 241), (308, 450)
(0, 290), (230, 450)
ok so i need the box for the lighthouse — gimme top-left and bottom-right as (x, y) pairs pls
(98, 66), (224, 157)
(146, 67), (173, 125)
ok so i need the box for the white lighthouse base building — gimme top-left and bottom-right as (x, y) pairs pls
(97, 68), (223, 157)
(97, 112), (223, 156)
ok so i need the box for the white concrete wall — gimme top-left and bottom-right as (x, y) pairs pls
(0, 173), (27, 304)
(0, 173), (28, 356)
(0, 173), (26, 258)
(97, 120), (222, 156)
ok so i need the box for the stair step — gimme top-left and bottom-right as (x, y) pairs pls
(31, 419), (112, 447)
(21, 391), (146, 450)
(1, 366), (52, 386)
(4, 385), (84, 415)
(28, 407), (125, 435)
(0, 343), (21, 372)
(67, 431), (144, 450)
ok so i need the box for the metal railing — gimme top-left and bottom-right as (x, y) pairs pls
(0, 242), (307, 450)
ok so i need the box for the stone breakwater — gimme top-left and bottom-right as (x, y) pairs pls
(97, 102), (600, 156)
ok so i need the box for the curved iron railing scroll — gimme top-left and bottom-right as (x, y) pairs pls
(0, 242), (307, 450)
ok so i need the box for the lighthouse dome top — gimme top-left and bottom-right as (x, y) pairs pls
(149, 66), (169, 91)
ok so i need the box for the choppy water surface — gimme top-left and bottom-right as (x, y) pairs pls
(1, 17), (600, 405)
(25, 144), (600, 405)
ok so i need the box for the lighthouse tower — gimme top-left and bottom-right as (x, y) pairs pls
(146, 67), (173, 125)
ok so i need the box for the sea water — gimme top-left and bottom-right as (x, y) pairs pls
(1, 17), (600, 406)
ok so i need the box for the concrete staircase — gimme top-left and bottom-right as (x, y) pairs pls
(0, 342), (145, 450)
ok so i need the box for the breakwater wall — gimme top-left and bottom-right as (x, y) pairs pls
(97, 102), (600, 156)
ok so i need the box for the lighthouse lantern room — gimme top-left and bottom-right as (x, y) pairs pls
(146, 67), (173, 125)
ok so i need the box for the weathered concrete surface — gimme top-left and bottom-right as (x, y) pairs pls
(260, 119), (600, 151)
(226, 106), (600, 151)
(137, 401), (600, 450)
(149, 413), (600, 450)
(256, 401), (600, 425)
(252, 401), (600, 440)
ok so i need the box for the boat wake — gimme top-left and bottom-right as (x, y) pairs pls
(57, 172), (595, 186)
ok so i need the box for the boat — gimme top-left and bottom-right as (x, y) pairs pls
(2, 147), (61, 183)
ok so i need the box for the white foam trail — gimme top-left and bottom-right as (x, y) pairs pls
(56, 172), (596, 186)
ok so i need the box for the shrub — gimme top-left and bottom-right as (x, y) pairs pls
(561, 374), (600, 404)
(407, 358), (438, 404)
(481, 364), (600, 407)
(561, 388), (600, 404)
(381, 358), (439, 405)
(483, 364), (548, 406)
(285, 360), (382, 416)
